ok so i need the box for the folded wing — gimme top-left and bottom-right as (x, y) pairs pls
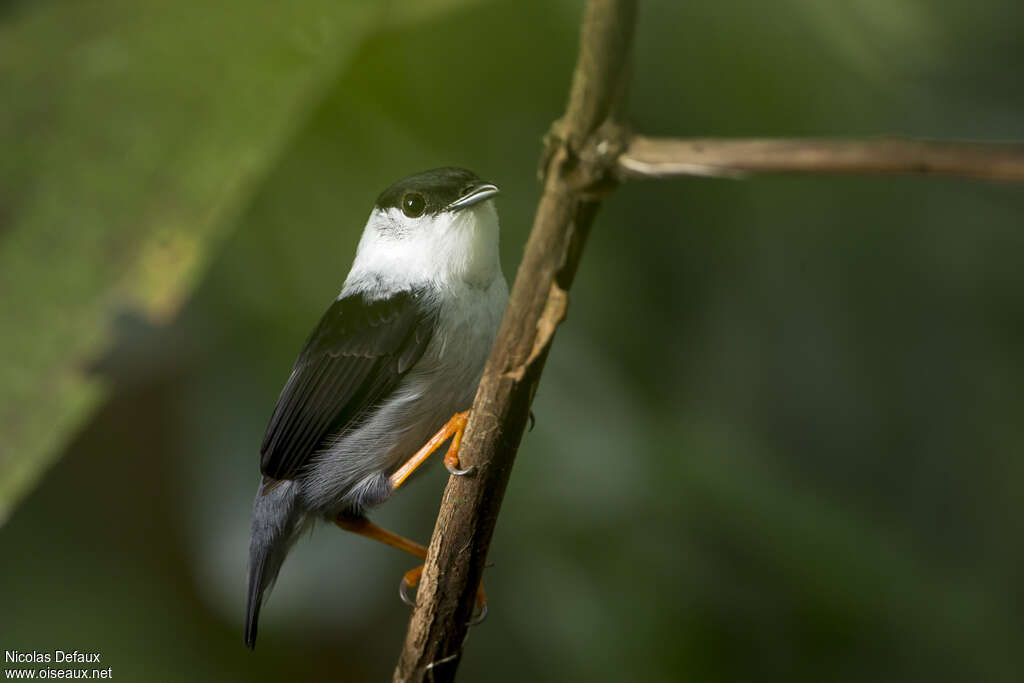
(259, 289), (436, 481)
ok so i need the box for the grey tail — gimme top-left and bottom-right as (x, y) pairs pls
(245, 479), (306, 649)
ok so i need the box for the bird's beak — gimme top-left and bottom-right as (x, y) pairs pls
(447, 182), (500, 211)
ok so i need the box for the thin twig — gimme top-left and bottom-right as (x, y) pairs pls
(391, 1), (637, 681)
(617, 136), (1024, 182)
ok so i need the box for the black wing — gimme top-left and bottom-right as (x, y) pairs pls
(259, 289), (435, 481)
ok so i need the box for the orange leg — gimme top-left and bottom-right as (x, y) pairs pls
(336, 516), (488, 623)
(334, 516), (426, 560)
(339, 412), (483, 621)
(388, 410), (472, 491)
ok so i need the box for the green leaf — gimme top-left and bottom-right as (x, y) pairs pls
(0, 0), (485, 523)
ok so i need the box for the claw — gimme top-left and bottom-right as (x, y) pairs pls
(528, 410), (536, 432)
(469, 602), (488, 627)
(446, 462), (476, 476)
(399, 577), (416, 607)
(403, 568), (488, 624)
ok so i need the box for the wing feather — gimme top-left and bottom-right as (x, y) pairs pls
(259, 290), (435, 481)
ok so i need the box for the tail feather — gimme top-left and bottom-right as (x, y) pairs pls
(244, 553), (270, 649)
(245, 479), (305, 649)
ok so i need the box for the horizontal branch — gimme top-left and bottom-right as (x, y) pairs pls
(617, 135), (1024, 182)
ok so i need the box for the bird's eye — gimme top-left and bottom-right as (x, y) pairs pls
(402, 193), (426, 218)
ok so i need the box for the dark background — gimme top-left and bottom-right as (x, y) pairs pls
(2, 0), (1022, 681)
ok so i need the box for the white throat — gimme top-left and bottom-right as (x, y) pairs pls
(342, 199), (501, 297)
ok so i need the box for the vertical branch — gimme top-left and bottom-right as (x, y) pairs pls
(392, 1), (637, 681)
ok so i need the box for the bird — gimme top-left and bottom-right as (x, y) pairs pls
(244, 167), (508, 649)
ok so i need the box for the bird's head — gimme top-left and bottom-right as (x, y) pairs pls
(347, 167), (502, 293)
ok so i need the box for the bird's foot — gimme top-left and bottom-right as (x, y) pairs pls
(389, 410), (475, 490)
(400, 563), (488, 626)
(399, 565), (422, 606)
(442, 411), (474, 476)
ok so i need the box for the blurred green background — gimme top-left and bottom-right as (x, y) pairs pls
(2, 0), (1022, 681)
